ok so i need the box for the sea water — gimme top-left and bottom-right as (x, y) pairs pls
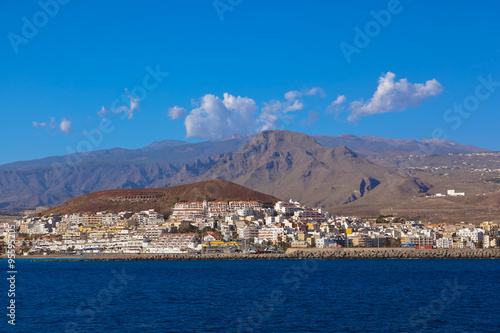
(0, 259), (498, 332)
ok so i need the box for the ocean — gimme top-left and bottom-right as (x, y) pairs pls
(1, 259), (499, 332)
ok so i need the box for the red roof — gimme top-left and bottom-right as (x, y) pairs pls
(206, 232), (221, 240)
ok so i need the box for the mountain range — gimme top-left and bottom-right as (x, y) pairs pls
(0, 130), (491, 212)
(312, 134), (488, 158)
(184, 131), (430, 209)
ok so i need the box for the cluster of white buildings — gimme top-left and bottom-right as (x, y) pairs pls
(1, 200), (499, 255)
(434, 189), (466, 197)
(170, 200), (265, 220)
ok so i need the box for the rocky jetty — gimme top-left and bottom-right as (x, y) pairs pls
(24, 248), (500, 261)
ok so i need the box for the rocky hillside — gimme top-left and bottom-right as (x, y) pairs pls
(190, 130), (430, 208)
(44, 179), (279, 216)
(2, 130), (490, 212)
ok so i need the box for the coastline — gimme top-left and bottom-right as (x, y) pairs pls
(3, 248), (500, 261)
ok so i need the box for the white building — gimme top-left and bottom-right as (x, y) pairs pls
(171, 200), (264, 220)
(483, 234), (490, 248)
(225, 215), (238, 224)
(238, 225), (259, 240)
(171, 201), (207, 220)
(274, 200), (302, 215)
(257, 227), (285, 244)
(447, 189), (466, 196)
(265, 215), (283, 225)
(436, 237), (454, 249)
(293, 209), (326, 220)
(457, 228), (484, 243)
(147, 233), (200, 253)
(315, 237), (341, 248)
(237, 209), (253, 217)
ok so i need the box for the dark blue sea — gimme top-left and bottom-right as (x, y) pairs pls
(1, 259), (499, 332)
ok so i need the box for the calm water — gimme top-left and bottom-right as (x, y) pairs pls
(1, 259), (499, 332)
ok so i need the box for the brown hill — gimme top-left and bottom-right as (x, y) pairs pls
(191, 130), (430, 209)
(478, 192), (500, 207)
(43, 179), (279, 216)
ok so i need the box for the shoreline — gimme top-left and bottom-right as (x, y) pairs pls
(3, 248), (500, 261)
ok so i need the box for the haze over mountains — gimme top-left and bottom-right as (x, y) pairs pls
(0, 130), (491, 212)
(313, 134), (489, 158)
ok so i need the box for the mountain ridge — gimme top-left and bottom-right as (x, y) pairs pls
(313, 134), (489, 157)
(0, 130), (489, 211)
(186, 130), (430, 209)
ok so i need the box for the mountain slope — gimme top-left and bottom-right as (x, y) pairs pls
(190, 130), (429, 208)
(0, 136), (249, 171)
(139, 139), (187, 151)
(1, 130), (490, 211)
(0, 137), (249, 211)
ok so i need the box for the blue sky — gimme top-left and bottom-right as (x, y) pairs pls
(1, 0), (500, 165)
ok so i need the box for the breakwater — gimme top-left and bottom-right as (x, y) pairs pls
(15, 248), (500, 261)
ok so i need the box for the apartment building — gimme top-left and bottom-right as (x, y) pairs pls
(274, 200), (302, 214)
(239, 225), (259, 240)
(258, 227), (285, 244)
(148, 233), (200, 252)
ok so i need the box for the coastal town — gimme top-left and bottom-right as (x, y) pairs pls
(1, 199), (498, 256)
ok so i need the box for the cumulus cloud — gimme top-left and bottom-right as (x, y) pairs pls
(168, 106), (187, 120)
(98, 88), (140, 120)
(32, 121), (47, 127)
(348, 72), (443, 122)
(258, 99), (305, 131)
(326, 95), (347, 117)
(185, 93), (258, 139)
(284, 90), (301, 101)
(178, 87), (324, 139)
(256, 88), (324, 130)
(59, 119), (73, 134)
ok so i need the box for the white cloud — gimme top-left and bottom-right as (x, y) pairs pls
(284, 87), (324, 100)
(222, 93), (258, 128)
(185, 93), (258, 139)
(304, 87), (325, 97)
(126, 89), (140, 118)
(257, 88), (324, 131)
(326, 95), (347, 117)
(59, 119), (72, 134)
(180, 87), (324, 138)
(284, 90), (301, 101)
(98, 88), (140, 120)
(258, 99), (305, 131)
(33, 117), (72, 134)
(348, 72), (443, 122)
(168, 106), (187, 120)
